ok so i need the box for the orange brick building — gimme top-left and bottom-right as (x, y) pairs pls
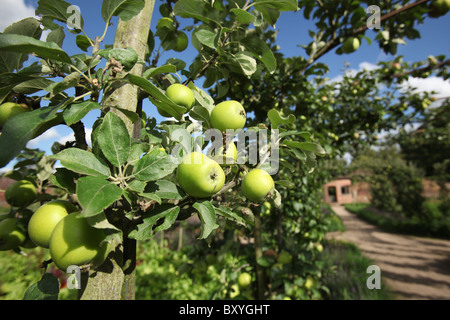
(323, 178), (354, 204)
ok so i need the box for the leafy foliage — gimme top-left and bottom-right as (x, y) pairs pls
(0, 0), (448, 300)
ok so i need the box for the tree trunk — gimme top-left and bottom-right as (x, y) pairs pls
(79, 0), (155, 300)
(253, 207), (266, 300)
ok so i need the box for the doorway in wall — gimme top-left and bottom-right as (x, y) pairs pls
(328, 186), (337, 202)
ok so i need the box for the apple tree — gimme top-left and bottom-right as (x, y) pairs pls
(0, 0), (327, 300)
(0, 0), (449, 300)
(201, 0), (449, 298)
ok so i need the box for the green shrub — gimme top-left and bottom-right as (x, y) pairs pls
(135, 239), (222, 300)
(350, 147), (425, 218)
(345, 202), (450, 239)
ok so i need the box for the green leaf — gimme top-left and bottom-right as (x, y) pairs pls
(98, 47), (138, 71)
(231, 8), (256, 25)
(110, 106), (139, 124)
(101, 0), (145, 23)
(0, 17), (43, 73)
(267, 109), (296, 128)
(96, 112), (131, 167)
(193, 201), (219, 239)
(46, 27), (65, 48)
(36, 0), (84, 30)
(13, 78), (55, 95)
(127, 143), (150, 165)
(254, 5), (280, 26)
(194, 28), (219, 49)
(0, 34), (72, 64)
(279, 130), (311, 140)
(143, 64), (177, 79)
(275, 180), (295, 189)
(63, 101), (101, 126)
(50, 167), (78, 194)
(143, 180), (185, 200)
(283, 140), (326, 156)
(173, 0), (220, 25)
(124, 74), (186, 120)
(128, 204), (180, 240)
(76, 176), (123, 217)
(0, 105), (63, 168)
(214, 205), (248, 226)
(23, 273), (59, 300)
(188, 86), (214, 126)
(241, 36), (276, 74)
(48, 72), (80, 96)
(133, 148), (177, 181)
(75, 35), (92, 52)
(230, 51), (257, 77)
(257, 255), (276, 267)
(50, 148), (111, 178)
(271, 188), (282, 208)
(253, 0), (298, 11)
(0, 73), (38, 103)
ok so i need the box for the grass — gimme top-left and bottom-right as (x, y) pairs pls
(321, 240), (393, 300)
(322, 203), (346, 232)
(321, 204), (392, 300)
(344, 202), (450, 240)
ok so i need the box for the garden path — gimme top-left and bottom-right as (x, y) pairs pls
(327, 204), (450, 300)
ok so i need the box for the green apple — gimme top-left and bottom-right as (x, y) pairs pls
(176, 152), (225, 198)
(216, 142), (237, 165)
(0, 218), (26, 251)
(166, 83), (195, 110)
(0, 102), (30, 128)
(316, 243), (324, 253)
(241, 169), (275, 202)
(157, 17), (174, 30)
(205, 254), (218, 265)
(342, 37), (360, 54)
(49, 212), (110, 271)
(304, 276), (315, 290)
(238, 272), (252, 288)
(4, 180), (37, 208)
(210, 100), (246, 132)
(28, 200), (78, 248)
(277, 251), (293, 264)
(429, 0), (450, 17)
(229, 284), (240, 298)
(174, 31), (188, 52)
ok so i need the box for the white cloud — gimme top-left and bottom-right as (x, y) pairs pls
(400, 76), (450, 100)
(328, 61), (380, 85)
(0, 166), (13, 174)
(26, 127), (60, 148)
(0, 0), (36, 32)
(359, 61), (380, 72)
(25, 127), (93, 150)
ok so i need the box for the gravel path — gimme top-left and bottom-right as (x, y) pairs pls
(326, 204), (450, 300)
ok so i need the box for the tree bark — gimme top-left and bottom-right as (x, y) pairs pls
(253, 207), (266, 300)
(104, 0), (155, 133)
(79, 0), (155, 300)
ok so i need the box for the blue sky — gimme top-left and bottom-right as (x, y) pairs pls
(0, 0), (449, 171)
